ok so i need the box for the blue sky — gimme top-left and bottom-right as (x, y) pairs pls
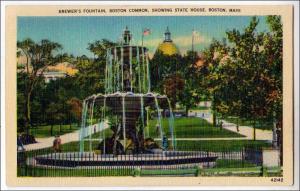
(17, 16), (270, 57)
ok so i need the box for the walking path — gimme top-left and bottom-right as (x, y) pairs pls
(190, 110), (273, 141)
(24, 122), (109, 151)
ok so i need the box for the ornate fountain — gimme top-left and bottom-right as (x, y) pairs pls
(79, 26), (176, 154)
(34, 27), (218, 169)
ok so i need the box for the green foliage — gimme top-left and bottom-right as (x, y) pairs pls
(74, 39), (117, 97)
(201, 16), (282, 130)
(150, 50), (202, 113)
(17, 38), (69, 133)
(150, 50), (183, 92)
(17, 39), (116, 133)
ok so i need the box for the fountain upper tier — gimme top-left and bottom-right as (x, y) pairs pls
(105, 27), (151, 94)
(105, 45), (151, 94)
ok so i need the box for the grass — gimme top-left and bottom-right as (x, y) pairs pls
(18, 165), (282, 177)
(18, 166), (132, 177)
(27, 117), (244, 139)
(147, 117), (244, 138)
(90, 128), (113, 139)
(89, 117), (244, 139)
(28, 123), (80, 138)
(175, 140), (272, 152)
(215, 159), (257, 168)
(224, 116), (273, 130)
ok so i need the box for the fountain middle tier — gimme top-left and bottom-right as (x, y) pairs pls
(79, 92), (176, 154)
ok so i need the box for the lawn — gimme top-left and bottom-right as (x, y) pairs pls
(215, 159), (257, 168)
(147, 117), (244, 138)
(28, 117), (244, 139)
(89, 117), (244, 140)
(224, 116), (273, 130)
(18, 165), (132, 177)
(162, 140), (272, 152)
(28, 124), (80, 138)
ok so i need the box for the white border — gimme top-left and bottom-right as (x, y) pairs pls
(1, 1), (299, 190)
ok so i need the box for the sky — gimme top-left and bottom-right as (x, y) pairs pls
(17, 16), (270, 57)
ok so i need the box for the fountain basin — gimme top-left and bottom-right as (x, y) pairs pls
(34, 151), (217, 168)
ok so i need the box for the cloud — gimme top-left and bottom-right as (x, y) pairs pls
(140, 38), (162, 48)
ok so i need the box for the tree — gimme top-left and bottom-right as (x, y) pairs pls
(201, 39), (229, 126)
(162, 73), (185, 108)
(150, 50), (183, 92)
(45, 102), (65, 136)
(75, 39), (116, 98)
(264, 16), (283, 155)
(179, 51), (203, 116)
(17, 39), (68, 134)
(67, 97), (83, 127)
(201, 16), (282, 142)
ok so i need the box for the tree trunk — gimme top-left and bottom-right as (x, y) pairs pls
(253, 120), (256, 141)
(236, 118), (240, 132)
(24, 88), (33, 135)
(51, 124), (53, 136)
(213, 113), (217, 127)
(185, 106), (189, 117)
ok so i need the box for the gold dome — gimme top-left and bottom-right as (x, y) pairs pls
(156, 27), (180, 56)
(157, 42), (179, 56)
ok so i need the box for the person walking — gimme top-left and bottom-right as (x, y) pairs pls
(53, 135), (62, 152)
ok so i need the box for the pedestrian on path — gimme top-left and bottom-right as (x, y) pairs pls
(53, 135), (62, 152)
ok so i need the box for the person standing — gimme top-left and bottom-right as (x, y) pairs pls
(17, 134), (25, 151)
(162, 135), (168, 151)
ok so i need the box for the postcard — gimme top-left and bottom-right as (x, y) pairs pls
(3, 2), (296, 188)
